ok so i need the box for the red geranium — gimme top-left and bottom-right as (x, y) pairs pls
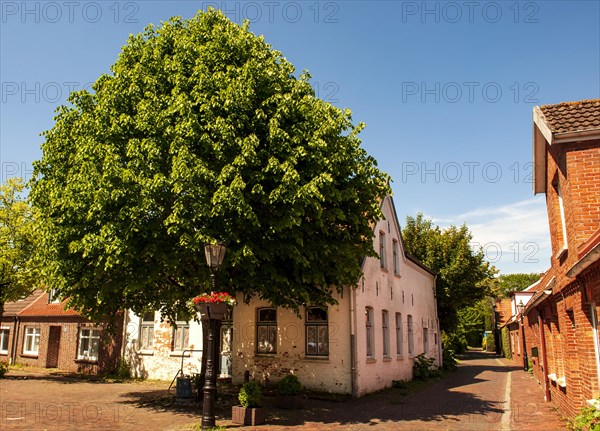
(192, 292), (236, 306)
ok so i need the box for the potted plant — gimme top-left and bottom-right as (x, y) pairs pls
(275, 374), (305, 409)
(189, 291), (236, 319)
(232, 381), (266, 425)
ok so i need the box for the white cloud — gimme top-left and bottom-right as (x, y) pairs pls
(432, 197), (551, 275)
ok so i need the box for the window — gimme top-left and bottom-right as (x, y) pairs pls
(382, 310), (390, 357)
(305, 307), (329, 356)
(23, 327), (40, 355)
(395, 313), (403, 356)
(78, 328), (100, 360)
(366, 307), (374, 357)
(392, 240), (399, 275)
(172, 316), (190, 351)
(48, 288), (61, 304)
(423, 325), (429, 356)
(407, 315), (414, 356)
(379, 232), (386, 269)
(0, 328), (9, 354)
(256, 308), (277, 354)
(139, 312), (155, 350)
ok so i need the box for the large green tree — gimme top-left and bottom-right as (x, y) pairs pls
(30, 10), (390, 323)
(492, 273), (541, 298)
(402, 213), (496, 332)
(0, 178), (36, 321)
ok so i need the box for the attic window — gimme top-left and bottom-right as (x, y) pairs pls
(392, 240), (399, 275)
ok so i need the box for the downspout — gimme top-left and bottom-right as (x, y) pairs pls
(434, 275), (442, 367)
(538, 308), (551, 402)
(349, 284), (358, 398)
(121, 310), (129, 358)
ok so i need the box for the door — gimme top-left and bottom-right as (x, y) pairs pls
(46, 326), (61, 368)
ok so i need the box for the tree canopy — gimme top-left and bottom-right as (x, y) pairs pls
(402, 213), (496, 332)
(0, 178), (36, 319)
(30, 10), (390, 323)
(491, 273), (541, 298)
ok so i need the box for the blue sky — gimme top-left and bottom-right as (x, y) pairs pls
(1, 1), (599, 275)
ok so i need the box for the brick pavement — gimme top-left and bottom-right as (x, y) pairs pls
(0, 351), (567, 431)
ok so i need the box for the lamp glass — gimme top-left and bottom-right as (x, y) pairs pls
(517, 300), (525, 315)
(204, 243), (226, 270)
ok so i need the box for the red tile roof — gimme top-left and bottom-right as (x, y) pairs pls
(18, 292), (81, 317)
(539, 99), (600, 134)
(2, 290), (46, 317)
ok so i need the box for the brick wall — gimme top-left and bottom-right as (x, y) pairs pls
(8, 316), (123, 374)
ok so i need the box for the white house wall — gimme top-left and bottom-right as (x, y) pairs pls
(353, 196), (441, 396)
(231, 294), (353, 394)
(123, 310), (203, 381)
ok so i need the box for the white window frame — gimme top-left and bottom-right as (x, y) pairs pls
(407, 315), (414, 356)
(0, 327), (10, 354)
(139, 311), (155, 351)
(366, 307), (374, 358)
(171, 316), (190, 352)
(256, 308), (277, 354)
(396, 313), (403, 356)
(382, 310), (390, 357)
(392, 240), (399, 275)
(379, 232), (386, 269)
(556, 182), (568, 249)
(78, 327), (100, 361)
(23, 327), (40, 355)
(305, 306), (329, 356)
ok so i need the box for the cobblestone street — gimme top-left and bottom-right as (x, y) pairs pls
(0, 351), (566, 431)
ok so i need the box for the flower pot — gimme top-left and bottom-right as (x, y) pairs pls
(195, 302), (228, 320)
(274, 394), (305, 409)
(231, 405), (266, 425)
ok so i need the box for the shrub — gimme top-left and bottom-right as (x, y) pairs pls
(486, 334), (496, 352)
(569, 401), (600, 431)
(442, 349), (458, 372)
(277, 374), (302, 396)
(412, 354), (439, 380)
(501, 327), (512, 359)
(0, 362), (8, 378)
(442, 330), (468, 354)
(117, 359), (131, 380)
(239, 381), (262, 408)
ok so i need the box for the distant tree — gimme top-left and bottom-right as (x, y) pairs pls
(402, 213), (496, 332)
(492, 273), (541, 298)
(30, 10), (390, 324)
(0, 178), (36, 321)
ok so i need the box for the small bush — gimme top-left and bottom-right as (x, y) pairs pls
(412, 354), (439, 380)
(277, 374), (302, 395)
(117, 359), (131, 380)
(501, 327), (512, 359)
(239, 381), (262, 408)
(0, 362), (8, 378)
(442, 349), (458, 372)
(568, 401), (600, 431)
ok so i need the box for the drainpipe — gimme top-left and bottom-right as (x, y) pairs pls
(538, 308), (551, 402)
(350, 284), (358, 398)
(433, 275), (442, 367)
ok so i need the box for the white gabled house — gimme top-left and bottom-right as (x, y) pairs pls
(122, 195), (441, 396)
(231, 195), (442, 396)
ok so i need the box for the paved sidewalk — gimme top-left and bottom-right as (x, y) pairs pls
(0, 351), (567, 430)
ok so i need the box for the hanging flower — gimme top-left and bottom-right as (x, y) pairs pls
(190, 291), (237, 306)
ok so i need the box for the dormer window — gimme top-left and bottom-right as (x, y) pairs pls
(48, 288), (60, 304)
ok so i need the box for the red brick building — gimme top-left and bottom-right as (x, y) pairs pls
(0, 290), (123, 374)
(521, 99), (600, 417)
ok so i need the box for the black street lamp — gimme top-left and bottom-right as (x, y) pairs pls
(517, 300), (529, 372)
(201, 242), (227, 431)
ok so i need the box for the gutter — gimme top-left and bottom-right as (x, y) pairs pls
(566, 242), (600, 279)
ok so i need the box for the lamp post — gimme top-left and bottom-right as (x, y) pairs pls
(517, 300), (529, 372)
(201, 242), (227, 431)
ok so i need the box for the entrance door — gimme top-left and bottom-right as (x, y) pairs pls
(46, 326), (61, 368)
